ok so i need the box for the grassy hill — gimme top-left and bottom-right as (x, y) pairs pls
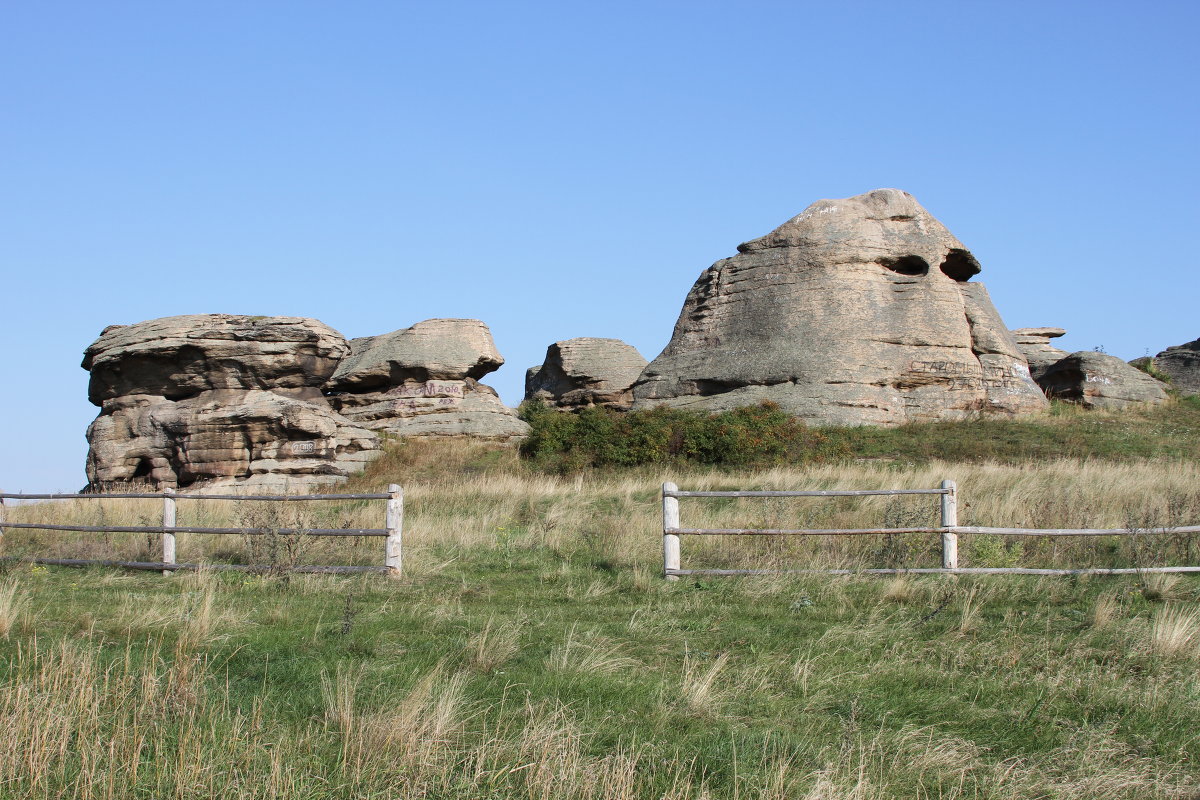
(3, 402), (1200, 798)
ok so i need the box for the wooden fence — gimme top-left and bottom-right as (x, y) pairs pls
(661, 480), (1200, 578)
(0, 485), (404, 576)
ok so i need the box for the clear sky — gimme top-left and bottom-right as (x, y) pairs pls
(2, 1), (1197, 491)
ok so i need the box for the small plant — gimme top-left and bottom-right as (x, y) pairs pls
(464, 616), (522, 672)
(678, 650), (729, 715)
(0, 581), (29, 638)
(1149, 604), (1200, 659)
(1087, 593), (1120, 629)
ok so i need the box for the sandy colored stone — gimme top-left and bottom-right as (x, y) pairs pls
(632, 189), (1048, 424)
(83, 314), (348, 405)
(1011, 327), (1070, 382)
(525, 338), (648, 410)
(327, 319), (529, 441)
(1147, 338), (1200, 395)
(1038, 351), (1169, 410)
(83, 315), (380, 492)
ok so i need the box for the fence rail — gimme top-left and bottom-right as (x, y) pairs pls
(0, 485), (404, 577)
(662, 480), (1200, 578)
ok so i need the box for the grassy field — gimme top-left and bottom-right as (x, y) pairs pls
(4, 407), (1200, 798)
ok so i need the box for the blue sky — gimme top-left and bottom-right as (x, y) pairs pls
(2, 1), (1197, 490)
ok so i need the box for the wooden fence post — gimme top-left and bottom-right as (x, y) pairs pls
(162, 488), (177, 576)
(663, 482), (681, 580)
(386, 484), (403, 577)
(0, 490), (6, 546)
(940, 479), (958, 570)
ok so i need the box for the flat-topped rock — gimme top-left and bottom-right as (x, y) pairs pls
(525, 338), (648, 410)
(329, 318), (503, 390)
(1038, 351), (1169, 410)
(1011, 327), (1070, 382)
(83, 314), (348, 405)
(632, 189), (1048, 424)
(327, 319), (529, 441)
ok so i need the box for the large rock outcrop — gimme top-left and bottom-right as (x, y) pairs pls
(631, 189), (1049, 424)
(83, 315), (381, 491)
(1038, 351), (1169, 410)
(525, 338), (648, 410)
(1142, 339), (1200, 396)
(1011, 327), (1070, 382)
(326, 319), (530, 440)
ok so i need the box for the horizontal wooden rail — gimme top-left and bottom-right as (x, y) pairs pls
(955, 525), (1200, 536)
(3, 557), (387, 574)
(670, 566), (1200, 577)
(665, 489), (950, 498)
(669, 527), (945, 536)
(668, 525), (1200, 537)
(0, 492), (390, 501)
(0, 522), (388, 536)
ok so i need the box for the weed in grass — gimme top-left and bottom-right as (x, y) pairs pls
(1088, 593), (1121, 629)
(679, 650), (729, 716)
(1149, 604), (1200, 659)
(546, 624), (636, 676)
(881, 576), (914, 604)
(465, 616), (523, 673)
(1140, 572), (1181, 602)
(0, 581), (29, 637)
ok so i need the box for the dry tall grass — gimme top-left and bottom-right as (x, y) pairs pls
(8, 443), (1198, 575)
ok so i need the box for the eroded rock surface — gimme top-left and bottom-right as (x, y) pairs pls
(525, 338), (648, 410)
(632, 189), (1048, 424)
(1011, 327), (1070, 382)
(1038, 351), (1169, 410)
(1145, 338), (1200, 395)
(83, 315), (381, 492)
(327, 319), (530, 441)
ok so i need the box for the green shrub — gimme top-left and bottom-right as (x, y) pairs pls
(518, 401), (846, 470)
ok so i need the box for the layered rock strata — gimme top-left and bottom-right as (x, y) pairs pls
(326, 319), (530, 440)
(1142, 338), (1200, 395)
(525, 338), (648, 410)
(1038, 351), (1169, 409)
(1011, 327), (1070, 382)
(83, 315), (381, 491)
(632, 189), (1049, 424)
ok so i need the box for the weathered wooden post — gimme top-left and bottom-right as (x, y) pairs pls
(386, 484), (403, 577)
(662, 482), (681, 580)
(162, 487), (177, 575)
(0, 490), (6, 546)
(940, 479), (958, 570)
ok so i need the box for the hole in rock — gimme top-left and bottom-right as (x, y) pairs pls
(878, 255), (929, 276)
(132, 459), (153, 479)
(939, 248), (981, 282)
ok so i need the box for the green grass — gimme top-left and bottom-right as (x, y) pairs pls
(519, 397), (1200, 471)
(3, 552), (1200, 798)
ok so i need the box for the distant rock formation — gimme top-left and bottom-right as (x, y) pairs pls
(326, 319), (530, 440)
(525, 338), (647, 410)
(83, 315), (381, 492)
(83, 315), (527, 492)
(1038, 351), (1169, 409)
(1138, 338), (1200, 396)
(1011, 327), (1070, 382)
(631, 189), (1049, 424)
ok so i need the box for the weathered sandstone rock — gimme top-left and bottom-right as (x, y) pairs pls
(327, 319), (529, 441)
(84, 314), (347, 404)
(631, 189), (1049, 424)
(1011, 327), (1070, 382)
(1143, 338), (1200, 395)
(525, 338), (648, 410)
(1038, 351), (1169, 410)
(83, 315), (381, 492)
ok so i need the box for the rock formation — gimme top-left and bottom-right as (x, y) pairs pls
(631, 189), (1049, 424)
(1139, 338), (1200, 395)
(326, 319), (530, 440)
(83, 315), (381, 491)
(1038, 351), (1169, 409)
(1011, 327), (1070, 382)
(525, 338), (648, 410)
